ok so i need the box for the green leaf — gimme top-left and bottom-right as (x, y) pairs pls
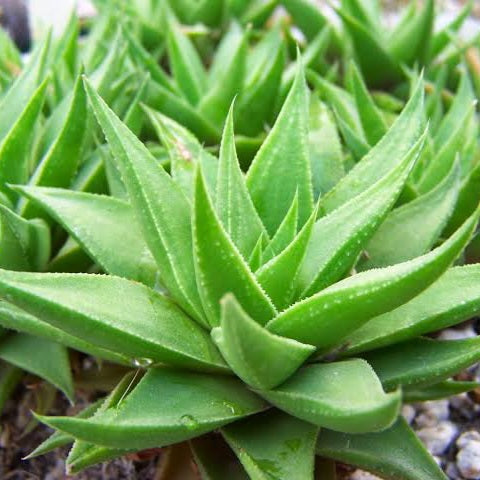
(37, 367), (266, 450)
(26, 400), (103, 458)
(14, 186), (157, 286)
(0, 78), (48, 201)
(316, 417), (447, 480)
(387, 0), (434, 65)
(145, 108), (218, 200)
(258, 360), (401, 433)
(404, 380), (479, 403)
(262, 193), (298, 264)
(308, 97), (344, 199)
(341, 264), (480, 354)
(147, 79), (220, 144)
(0, 300), (129, 365)
(348, 62), (387, 145)
(193, 169), (277, 327)
(0, 204), (50, 272)
(247, 63), (313, 235)
(167, 21), (207, 105)
(0, 271), (227, 372)
(337, 7), (402, 88)
(211, 295), (314, 390)
(223, 410), (318, 480)
(199, 23), (247, 127)
(0, 333), (73, 401)
(257, 205), (317, 310)
(0, 33), (51, 142)
(19, 76), (88, 219)
(364, 336), (480, 390)
(418, 105), (474, 194)
(360, 159), (460, 269)
(84, 77), (206, 325)
(235, 28), (284, 136)
(319, 77), (424, 213)
(215, 104), (267, 259)
(280, 0), (329, 41)
(296, 131), (425, 299)
(268, 210), (477, 350)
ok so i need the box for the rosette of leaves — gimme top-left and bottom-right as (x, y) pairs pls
(0, 56), (477, 479)
(0, 13), (157, 412)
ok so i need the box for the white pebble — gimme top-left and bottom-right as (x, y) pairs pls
(437, 326), (477, 341)
(350, 470), (383, 480)
(417, 421), (459, 455)
(402, 404), (416, 424)
(458, 431), (480, 449)
(457, 440), (480, 479)
(415, 400), (450, 427)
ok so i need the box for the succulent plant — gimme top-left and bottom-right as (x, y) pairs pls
(0, 1), (479, 478)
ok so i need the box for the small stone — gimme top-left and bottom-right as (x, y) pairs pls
(350, 470), (383, 480)
(438, 326), (477, 341)
(417, 421), (459, 455)
(402, 404), (416, 424)
(415, 400), (450, 427)
(457, 439), (480, 479)
(457, 431), (480, 449)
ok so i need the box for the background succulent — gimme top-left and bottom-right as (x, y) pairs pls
(0, 1), (479, 479)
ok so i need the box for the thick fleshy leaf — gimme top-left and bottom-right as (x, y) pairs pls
(84, 77), (206, 325)
(235, 27), (284, 136)
(316, 417), (447, 480)
(247, 63), (313, 234)
(0, 300), (128, 365)
(216, 105), (267, 259)
(387, 0), (434, 66)
(418, 105), (474, 194)
(337, 8), (402, 88)
(193, 170), (277, 327)
(37, 367), (266, 450)
(319, 78), (424, 214)
(349, 62), (387, 145)
(268, 211), (477, 350)
(280, 0), (329, 40)
(198, 23), (247, 127)
(308, 96), (344, 200)
(263, 193), (298, 264)
(258, 360), (401, 433)
(167, 21), (207, 105)
(0, 333), (73, 401)
(0, 271), (226, 372)
(211, 295), (314, 390)
(222, 410), (318, 480)
(0, 78), (48, 200)
(146, 108), (218, 200)
(360, 159), (459, 269)
(14, 186), (157, 286)
(364, 337), (480, 390)
(344, 265), (480, 354)
(19, 75), (88, 219)
(0, 204), (50, 272)
(0, 33), (50, 142)
(296, 131), (425, 299)
(404, 380), (479, 403)
(257, 206), (317, 310)
(26, 400), (103, 459)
